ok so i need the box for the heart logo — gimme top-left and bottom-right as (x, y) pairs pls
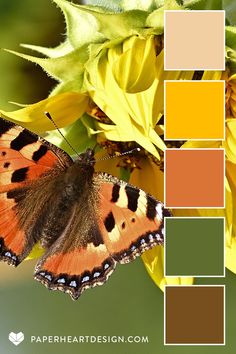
(8, 332), (24, 346)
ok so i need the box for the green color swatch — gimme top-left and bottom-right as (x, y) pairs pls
(165, 217), (224, 276)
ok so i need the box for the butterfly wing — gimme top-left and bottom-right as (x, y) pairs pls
(0, 117), (72, 265)
(34, 195), (116, 300)
(34, 171), (170, 300)
(96, 173), (171, 263)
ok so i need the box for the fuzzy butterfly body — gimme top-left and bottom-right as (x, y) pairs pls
(0, 117), (171, 300)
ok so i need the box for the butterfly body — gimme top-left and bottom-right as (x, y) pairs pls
(0, 117), (170, 299)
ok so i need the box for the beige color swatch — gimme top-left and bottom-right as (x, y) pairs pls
(164, 11), (225, 70)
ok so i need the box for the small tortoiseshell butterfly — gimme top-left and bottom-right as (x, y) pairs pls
(0, 117), (171, 300)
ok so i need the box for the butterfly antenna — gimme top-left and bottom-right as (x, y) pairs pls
(44, 112), (80, 157)
(96, 147), (141, 162)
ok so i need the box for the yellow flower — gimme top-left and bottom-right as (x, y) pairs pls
(85, 36), (194, 159)
(225, 72), (236, 117)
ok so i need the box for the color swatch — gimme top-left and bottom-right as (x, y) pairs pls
(165, 286), (225, 345)
(164, 149), (225, 208)
(164, 11), (225, 70)
(165, 217), (225, 277)
(165, 81), (225, 140)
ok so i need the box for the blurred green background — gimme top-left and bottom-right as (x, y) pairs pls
(0, 1), (236, 353)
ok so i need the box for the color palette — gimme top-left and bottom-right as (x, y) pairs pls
(165, 81), (225, 140)
(163, 9), (226, 347)
(164, 286), (225, 345)
(164, 149), (225, 208)
(164, 10), (225, 70)
(165, 217), (225, 277)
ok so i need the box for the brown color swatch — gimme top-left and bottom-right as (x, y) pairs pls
(165, 286), (225, 344)
(165, 149), (225, 208)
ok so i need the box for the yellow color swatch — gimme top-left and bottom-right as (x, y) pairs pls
(165, 81), (225, 140)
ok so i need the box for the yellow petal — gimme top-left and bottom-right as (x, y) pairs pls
(26, 243), (45, 260)
(225, 161), (236, 273)
(111, 35), (157, 93)
(226, 238), (236, 273)
(181, 140), (221, 149)
(0, 92), (89, 133)
(223, 118), (236, 163)
(130, 157), (164, 199)
(226, 161), (236, 239)
(202, 71), (222, 80)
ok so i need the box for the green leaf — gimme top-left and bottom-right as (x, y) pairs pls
(155, 0), (164, 7)
(225, 27), (236, 73)
(81, 8), (149, 39)
(226, 46), (236, 74)
(81, 113), (101, 136)
(49, 80), (85, 96)
(146, 0), (183, 30)
(53, 0), (105, 48)
(226, 26), (236, 51)
(184, 0), (236, 24)
(146, 8), (164, 31)
(183, 0), (223, 10)
(84, 0), (123, 12)
(5, 46), (89, 90)
(54, 0), (149, 45)
(20, 40), (73, 58)
(223, 0), (236, 25)
(119, 167), (131, 182)
(121, 0), (157, 11)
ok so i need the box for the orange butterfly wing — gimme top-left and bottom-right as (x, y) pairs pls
(96, 173), (168, 264)
(0, 118), (72, 265)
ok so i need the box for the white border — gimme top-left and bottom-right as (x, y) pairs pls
(164, 80), (226, 141)
(164, 284), (226, 346)
(164, 10), (226, 71)
(164, 148), (225, 209)
(164, 216), (225, 278)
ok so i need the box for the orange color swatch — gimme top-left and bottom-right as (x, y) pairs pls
(165, 81), (225, 140)
(165, 149), (225, 208)
(164, 11), (225, 70)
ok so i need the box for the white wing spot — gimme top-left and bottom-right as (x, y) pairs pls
(45, 274), (52, 281)
(156, 204), (163, 220)
(149, 234), (154, 241)
(69, 280), (77, 287)
(81, 276), (90, 283)
(57, 278), (66, 284)
(93, 272), (100, 278)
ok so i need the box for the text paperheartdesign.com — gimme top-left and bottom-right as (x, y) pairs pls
(30, 335), (149, 344)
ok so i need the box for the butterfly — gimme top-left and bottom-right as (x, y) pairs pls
(0, 117), (171, 300)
